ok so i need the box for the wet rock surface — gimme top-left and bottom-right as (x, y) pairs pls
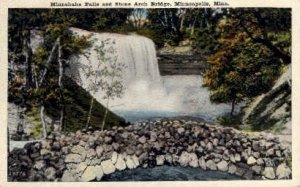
(8, 119), (292, 181)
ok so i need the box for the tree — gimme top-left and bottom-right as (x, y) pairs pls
(94, 40), (125, 131)
(229, 8), (291, 64)
(81, 39), (106, 130)
(35, 22), (90, 132)
(147, 9), (183, 45)
(203, 9), (290, 116)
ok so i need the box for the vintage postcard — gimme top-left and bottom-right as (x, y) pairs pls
(0, 0), (299, 186)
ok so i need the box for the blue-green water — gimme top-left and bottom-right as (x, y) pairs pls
(102, 166), (242, 181)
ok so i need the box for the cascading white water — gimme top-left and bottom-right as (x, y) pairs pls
(69, 28), (232, 122)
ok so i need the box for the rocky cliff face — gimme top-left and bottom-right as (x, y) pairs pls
(242, 65), (291, 141)
(157, 42), (207, 75)
(157, 54), (207, 75)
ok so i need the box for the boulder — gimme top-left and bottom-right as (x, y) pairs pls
(61, 146), (69, 155)
(96, 146), (104, 157)
(156, 155), (165, 166)
(104, 136), (112, 144)
(178, 151), (190, 167)
(177, 127), (185, 134)
(61, 170), (76, 182)
(206, 160), (217, 170)
(125, 156), (136, 169)
(111, 152), (118, 164)
(206, 142), (213, 151)
(253, 152), (260, 159)
(234, 153), (241, 162)
(34, 160), (45, 170)
(86, 149), (96, 159)
(229, 154), (236, 163)
(199, 157), (206, 170)
(165, 154), (173, 164)
(262, 167), (276, 179)
(90, 158), (101, 166)
(247, 156), (257, 165)
(228, 164), (237, 174)
(150, 132), (157, 142)
(213, 138), (219, 146)
(71, 145), (86, 160)
(115, 155), (127, 171)
(256, 158), (264, 165)
(126, 146), (136, 155)
(275, 150), (282, 157)
(189, 153), (198, 168)
(165, 132), (171, 139)
(81, 165), (103, 182)
(65, 154), (82, 163)
(276, 163), (291, 179)
(132, 155), (140, 167)
(252, 141), (260, 151)
(235, 164), (247, 176)
(251, 165), (262, 174)
(40, 149), (51, 156)
(45, 167), (56, 181)
(138, 136), (147, 144)
(101, 160), (116, 175)
(76, 162), (87, 174)
(217, 161), (228, 172)
(266, 148), (274, 156)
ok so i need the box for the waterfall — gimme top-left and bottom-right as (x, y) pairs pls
(69, 28), (232, 122)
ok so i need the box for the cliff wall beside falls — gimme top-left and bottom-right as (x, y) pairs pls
(157, 40), (207, 75)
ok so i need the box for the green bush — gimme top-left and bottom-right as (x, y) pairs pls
(217, 113), (242, 128)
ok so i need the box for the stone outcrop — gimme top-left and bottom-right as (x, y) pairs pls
(8, 119), (292, 181)
(157, 54), (207, 75)
(242, 65), (291, 137)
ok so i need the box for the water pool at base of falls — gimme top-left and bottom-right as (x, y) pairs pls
(111, 75), (236, 122)
(101, 166), (242, 181)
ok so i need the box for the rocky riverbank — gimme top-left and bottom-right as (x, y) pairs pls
(8, 119), (292, 181)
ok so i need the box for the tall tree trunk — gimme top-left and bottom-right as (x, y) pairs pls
(230, 98), (236, 116)
(32, 63), (39, 89)
(23, 39), (33, 89)
(85, 98), (94, 129)
(190, 11), (200, 35)
(40, 105), (47, 138)
(180, 12), (185, 32)
(101, 98), (109, 131)
(39, 39), (59, 87)
(57, 39), (65, 132)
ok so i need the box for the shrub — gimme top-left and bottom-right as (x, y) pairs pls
(217, 113), (242, 128)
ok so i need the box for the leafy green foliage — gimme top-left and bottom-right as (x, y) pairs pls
(147, 9), (184, 46)
(217, 113), (242, 128)
(191, 27), (220, 54)
(202, 9), (290, 117)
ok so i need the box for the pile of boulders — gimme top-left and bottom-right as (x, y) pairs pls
(8, 119), (292, 181)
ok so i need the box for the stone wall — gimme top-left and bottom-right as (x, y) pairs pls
(8, 119), (291, 181)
